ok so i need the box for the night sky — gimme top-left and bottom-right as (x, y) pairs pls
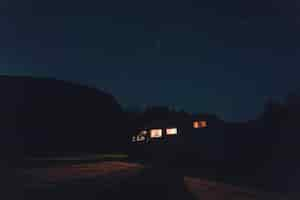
(0, 0), (299, 121)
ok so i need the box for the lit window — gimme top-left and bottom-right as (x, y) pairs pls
(200, 121), (207, 128)
(193, 121), (208, 128)
(166, 128), (178, 135)
(193, 121), (200, 128)
(150, 129), (163, 138)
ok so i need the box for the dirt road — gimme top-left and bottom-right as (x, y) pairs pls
(18, 161), (291, 200)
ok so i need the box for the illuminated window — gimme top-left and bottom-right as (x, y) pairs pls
(193, 121), (208, 128)
(166, 128), (178, 135)
(150, 129), (163, 138)
(200, 121), (207, 128)
(140, 130), (147, 135)
(193, 121), (200, 129)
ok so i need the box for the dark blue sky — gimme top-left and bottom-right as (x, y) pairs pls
(0, 0), (299, 121)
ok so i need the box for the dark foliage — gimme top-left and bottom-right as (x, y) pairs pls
(0, 76), (125, 159)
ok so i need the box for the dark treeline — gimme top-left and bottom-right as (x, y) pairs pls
(252, 93), (300, 193)
(126, 94), (300, 193)
(1, 76), (125, 158)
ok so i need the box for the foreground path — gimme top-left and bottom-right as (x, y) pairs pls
(185, 177), (291, 200)
(20, 161), (192, 200)
(18, 161), (292, 200)
(21, 161), (144, 188)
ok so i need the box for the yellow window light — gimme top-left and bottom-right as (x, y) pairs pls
(200, 121), (207, 128)
(166, 128), (178, 135)
(193, 121), (200, 129)
(150, 129), (163, 138)
(193, 120), (208, 128)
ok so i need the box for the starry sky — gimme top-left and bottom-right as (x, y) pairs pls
(0, 0), (299, 121)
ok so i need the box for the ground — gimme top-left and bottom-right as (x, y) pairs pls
(13, 158), (293, 200)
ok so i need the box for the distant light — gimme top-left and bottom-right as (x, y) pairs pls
(200, 121), (208, 128)
(150, 129), (163, 138)
(140, 130), (147, 135)
(137, 135), (146, 142)
(193, 121), (208, 128)
(193, 121), (200, 129)
(166, 128), (178, 135)
(132, 136), (136, 142)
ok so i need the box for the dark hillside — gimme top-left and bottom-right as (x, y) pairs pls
(0, 76), (124, 158)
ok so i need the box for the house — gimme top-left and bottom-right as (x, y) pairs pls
(130, 115), (225, 162)
(131, 116), (213, 145)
